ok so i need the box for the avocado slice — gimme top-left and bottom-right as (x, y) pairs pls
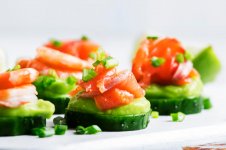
(193, 46), (221, 83)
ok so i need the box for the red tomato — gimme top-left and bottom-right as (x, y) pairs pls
(132, 38), (197, 87)
(0, 68), (39, 90)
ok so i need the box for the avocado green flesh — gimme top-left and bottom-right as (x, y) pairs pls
(67, 97), (150, 116)
(33, 75), (76, 99)
(39, 96), (70, 114)
(193, 46), (221, 83)
(0, 100), (55, 118)
(145, 77), (203, 99)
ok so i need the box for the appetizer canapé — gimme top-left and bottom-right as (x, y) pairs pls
(0, 67), (54, 136)
(132, 37), (203, 115)
(65, 51), (150, 131)
(17, 37), (101, 114)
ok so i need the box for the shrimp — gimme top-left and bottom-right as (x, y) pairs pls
(0, 68), (39, 90)
(18, 58), (83, 79)
(36, 47), (92, 71)
(0, 84), (38, 108)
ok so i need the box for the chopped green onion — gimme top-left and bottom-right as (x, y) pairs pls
(146, 36), (158, 40)
(54, 124), (68, 135)
(176, 53), (185, 63)
(53, 116), (66, 125)
(89, 52), (97, 60)
(75, 126), (86, 134)
(81, 35), (89, 41)
(203, 97), (212, 109)
(82, 68), (97, 82)
(85, 125), (102, 134)
(75, 125), (102, 135)
(171, 112), (185, 122)
(32, 127), (54, 138)
(102, 56), (119, 69)
(151, 111), (159, 119)
(48, 69), (59, 78)
(32, 127), (45, 135)
(66, 75), (77, 85)
(184, 51), (193, 60)
(40, 76), (56, 88)
(96, 49), (106, 61)
(50, 39), (62, 47)
(92, 60), (101, 67)
(88, 48), (106, 61)
(151, 56), (165, 67)
(12, 65), (21, 70)
(7, 65), (21, 72)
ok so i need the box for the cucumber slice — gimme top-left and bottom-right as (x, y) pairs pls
(38, 96), (70, 114)
(193, 46), (221, 83)
(65, 110), (150, 131)
(0, 116), (46, 136)
(147, 97), (203, 115)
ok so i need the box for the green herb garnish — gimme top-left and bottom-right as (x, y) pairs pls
(89, 52), (97, 60)
(50, 39), (62, 47)
(171, 112), (185, 122)
(92, 60), (101, 67)
(54, 125), (68, 135)
(75, 125), (102, 135)
(176, 53), (185, 63)
(32, 127), (54, 138)
(81, 35), (89, 41)
(151, 56), (165, 67)
(66, 75), (77, 85)
(184, 51), (193, 60)
(96, 49), (106, 61)
(146, 36), (158, 40)
(102, 56), (119, 69)
(151, 111), (159, 119)
(7, 65), (21, 72)
(89, 48), (118, 69)
(48, 69), (59, 78)
(89, 49), (106, 61)
(82, 68), (97, 82)
(203, 97), (212, 109)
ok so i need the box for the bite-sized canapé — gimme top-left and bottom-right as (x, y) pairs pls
(17, 37), (101, 114)
(0, 67), (54, 136)
(132, 36), (203, 115)
(18, 37), (100, 79)
(65, 51), (150, 131)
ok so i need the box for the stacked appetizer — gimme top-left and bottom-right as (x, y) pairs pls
(0, 67), (54, 136)
(65, 51), (151, 131)
(17, 38), (100, 113)
(132, 37), (203, 115)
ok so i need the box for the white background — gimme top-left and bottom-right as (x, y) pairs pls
(0, 0), (226, 38)
(0, 0), (226, 149)
(0, 0), (225, 71)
